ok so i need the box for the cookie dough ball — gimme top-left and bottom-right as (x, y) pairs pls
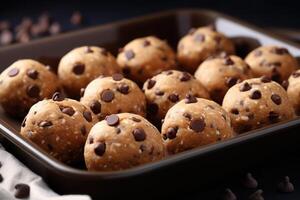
(161, 96), (234, 154)
(143, 70), (209, 122)
(80, 74), (146, 120)
(20, 93), (97, 163)
(117, 36), (176, 83)
(245, 46), (298, 83)
(0, 59), (60, 118)
(287, 70), (300, 115)
(222, 77), (295, 133)
(177, 26), (235, 73)
(84, 113), (165, 171)
(58, 46), (120, 97)
(195, 54), (252, 103)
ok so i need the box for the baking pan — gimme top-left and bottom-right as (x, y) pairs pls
(1, 9), (300, 199)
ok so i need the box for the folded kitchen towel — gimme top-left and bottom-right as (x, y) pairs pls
(0, 143), (91, 200)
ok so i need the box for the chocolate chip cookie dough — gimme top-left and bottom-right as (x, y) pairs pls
(0, 59), (60, 118)
(161, 96), (234, 154)
(84, 113), (166, 171)
(287, 70), (300, 115)
(245, 46), (298, 83)
(20, 93), (97, 163)
(177, 26), (235, 73)
(116, 36), (176, 83)
(58, 46), (120, 97)
(195, 54), (252, 103)
(222, 77), (295, 133)
(80, 74), (146, 120)
(143, 70), (209, 122)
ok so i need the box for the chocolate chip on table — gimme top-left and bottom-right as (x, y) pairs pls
(185, 94), (197, 104)
(101, 89), (115, 102)
(94, 142), (106, 156)
(226, 77), (238, 87)
(249, 189), (264, 200)
(271, 94), (282, 105)
(224, 57), (234, 65)
(80, 88), (85, 97)
(8, 68), (19, 77)
(90, 100), (101, 114)
(249, 90), (262, 100)
(147, 103), (158, 115)
(194, 33), (205, 42)
(277, 176), (294, 193)
(132, 128), (146, 141)
(39, 120), (53, 128)
(72, 63), (85, 75)
(190, 118), (206, 132)
(83, 111), (92, 122)
(222, 188), (237, 200)
(180, 72), (191, 81)
(112, 73), (123, 81)
(166, 127), (178, 139)
(269, 111), (280, 123)
(168, 93), (179, 103)
(14, 183), (30, 199)
(260, 76), (271, 83)
(143, 40), (151, 47)
(52, 92), (64, 101)
(240, 82), (252, 92)
(60, 106), (75, 116)
(243, 173), (258, 189)
(117, 84), (129, 94)
(80, 126), (87, 136)
(26, 69), (39, 79)
(105, 114), (119, 126)
(147, 79), (156, 89)
(125, 50), (135, 60)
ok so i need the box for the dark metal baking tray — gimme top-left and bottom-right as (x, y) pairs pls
(1, 9), (300, 199)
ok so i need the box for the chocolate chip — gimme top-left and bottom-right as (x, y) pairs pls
(52, 92), (64, 101)
(117, 84), (129, 94)
(226, 77), (238, 87)
(85, 46), (93, 53)
(281, 80), (289, 90)
(243, 173), (258, 189)
(222, 188), (237, 200)
(39, 120), (52, 128)
(125, 50), (135, 60)
(72, 63), (85, 75)
(269, 111), (280, 123)
(131, 117), (141, 122)
(185, 94), (197, 104)
(183, 112), (192, 120)
(26, 69), (39, 79)
(292, 71), (300, 78)
(8, 68), (19, 77)
(83, 111), (92, 122)
(80, 126), (86, 135)
(89, 137), (94, 144)
(277, 176), (294, 193)
(168, 93), (179, 103)
(94, 142), (106, 156)
(249, 90), (261, 99)
(80, 88), (85, 97)
(260, 76), (271, 83)
(0, 161), (2, 168)
(231, 108), (239, 115)
(249, 189), (264, 200)
(21, 118), (26, 127)
(139, 144), (146, 152)
(271, 47), (289, 55)
(254, 50), (262, 57)
(180, 72), (191, 81)
(116, 127), (121, 134)
(240, 82), (252, 92)
(106, 114), (119, 126)
(90, 100), (101, 114)
(271, 94), (281, 105)
(165, 70), (173, 75)
(101, 89), (115, 102)
(147, 79), (156, 89)
(190, 118), (206, 132)
(155, 90), (164, 96)
(100, 49), (108, 56)
(194, 34), (205, 42)
(224, 57), (234, 65)
(0, 174), (3, 183)
(147, 103), (158, 115)
(166, 127), (178, 139)
(143, 40), (151, 47)
(132, 128), (146, 141)
(15, 183), (30, 199)
(61, 106), (75, 116)
(112, 73), (123, 81)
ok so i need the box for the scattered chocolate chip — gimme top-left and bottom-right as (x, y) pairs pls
(271, 47), (289, 55)
(231, 108), (239, 115)
(80, 88), (85, 97)
(143, 40), (151, 47)
(188, 28), (196, 35)
(147, 79), (156, 89)
(260, 76), (271, 83)
(101, 89), (115, 102)
(190, 118), (206, 132)
(26, 69), (39, 79)
(249, 90), (262, 99)
(94, 142), (106, 156)
(8, 68), (19, 77)
(72, 63), (85, 75)
(226, 77), (238, 87)
(80, 126), (86, 135)
(15, 183), (30, 199)
(292, 71), (300, 78)
(21, 118), (27, 127)
(168, 93), (179, 103)
(85, 46), (93, 53)
(254, 50), (262, 57)
(106, 114), (119, 126)
(249, 189), (264, 200)
(39, 120), (52, 128)
(194, 33), (205, 42)
(240, 82), (252, 92)
(147, 103), (158, 115)
(183, 112), (192, 120)
(269, 111), (280, 123)
(60, 106), (75, 116)
(185, 94), (197, 104)
(90, 100), (101, 114)
(222, 188), (237, 200)
(131, 117), (141, 122)
(166, 127), (178, 139)
(52, 92), (64, 101)
(271, 94), (281, 105)
(83, 111), (92, 122)
(132, 128), (146, 141)
(117, 84), (129, 94)
(125, 50), (135, 60)
(112, 73), (123, 81)
(180, 72), (191, 81)
(243, 173), (258, 189)
(155, 90), (164, 96)
(281, 80), (289, 90)
(277, 176), (294, 193)
(0, 174), (3, 183)
(224, 57), (234, 65)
